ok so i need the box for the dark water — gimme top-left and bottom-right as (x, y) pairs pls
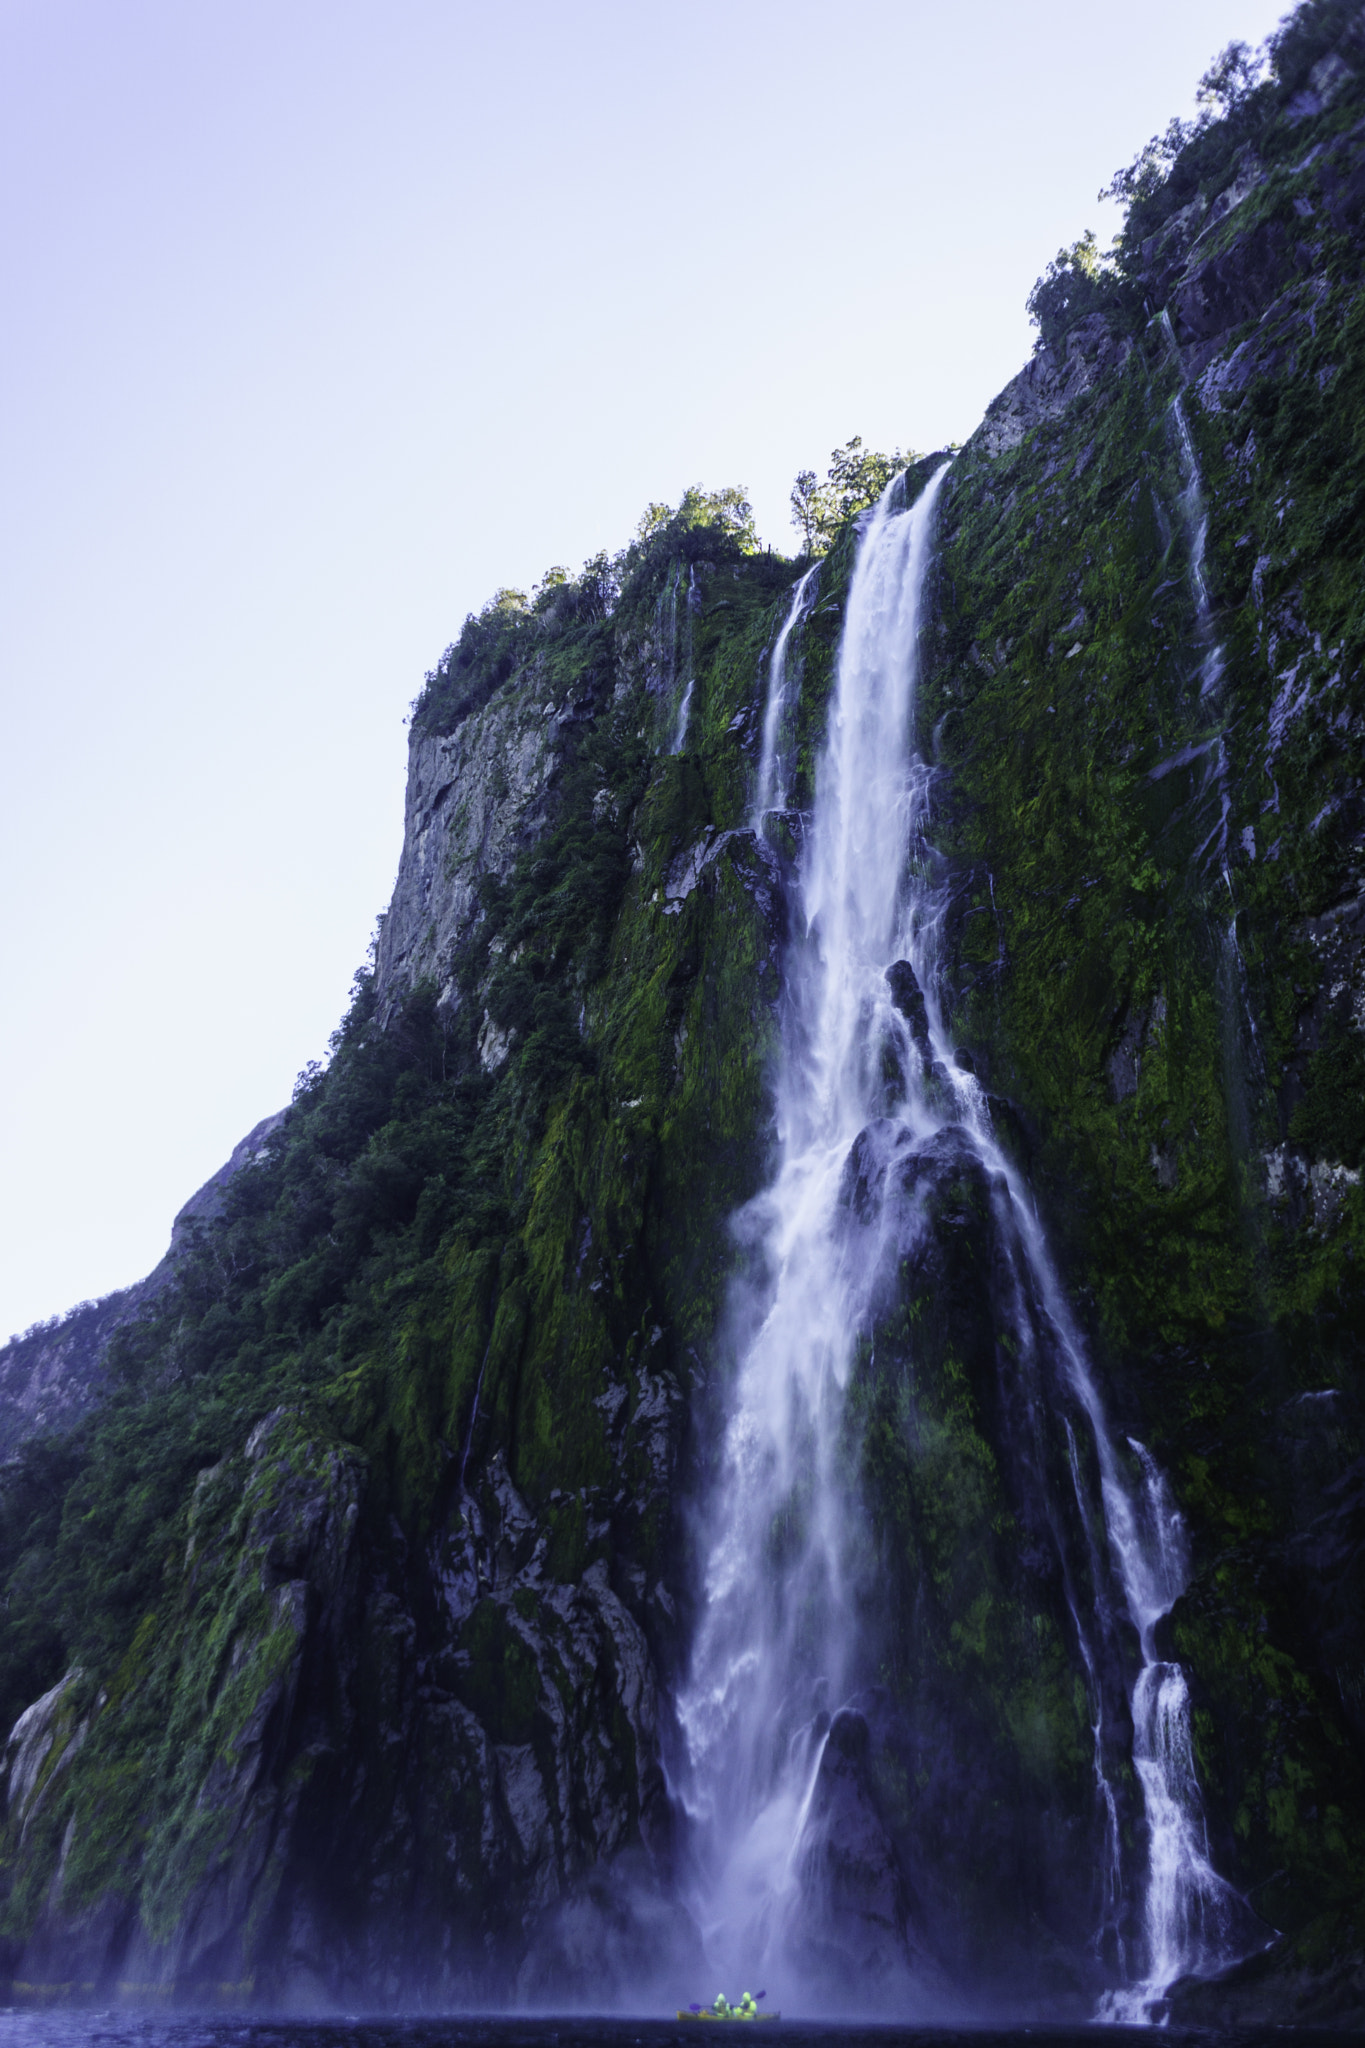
(0, 2019), (1354, 2048)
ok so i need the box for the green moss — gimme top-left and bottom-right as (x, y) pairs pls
(917, 90), (1365, 1937)
(5, 72), (1365, 1977)
(1291, 1016), (1365, 1168)
(455, 1601), (541, 1747)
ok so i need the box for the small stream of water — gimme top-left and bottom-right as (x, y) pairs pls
(751, 564), (819, 827)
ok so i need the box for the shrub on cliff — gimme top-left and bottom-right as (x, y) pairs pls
(1099, 2), (1365, 262)
(789, 436), (917, 556)
(1025, 229), (1140, 352)
(413, 485), (762, 739)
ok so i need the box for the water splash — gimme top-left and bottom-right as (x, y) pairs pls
(678, 462), (1257, 2017)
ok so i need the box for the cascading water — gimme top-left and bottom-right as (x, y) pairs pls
(677, 463), (1258, 2018)
(1097, 1445), (1252, 2018)
(1160, 311), (1262, 1071)
(671, 564), (702, 753)
(752, 563), (819, 827)
(677, 473), (951, 2001)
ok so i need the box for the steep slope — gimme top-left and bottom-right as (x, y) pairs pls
(1, 0), (1363, 2020)
(0, 503), (832, 2005)
(924, 17), (1365, 2014)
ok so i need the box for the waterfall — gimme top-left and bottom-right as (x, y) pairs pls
(1166, 383), (1233, 880)
(671, 563), (702, 753)
(672, 676), (695, 755)
(677, 472), (951, 2000)
(752, 564), (819, 828)
(1169, 383), (1264, 1077)
(677, 463), (1258, 2018)
(1093, 1439), (1260, 2020)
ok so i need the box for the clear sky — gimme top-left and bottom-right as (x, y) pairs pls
(1, 0), (1295, 1340)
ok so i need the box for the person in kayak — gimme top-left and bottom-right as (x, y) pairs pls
(706, 1992), (762, 2019)
(680, 1989), (771, 2020)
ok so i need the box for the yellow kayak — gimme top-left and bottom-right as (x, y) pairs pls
(677, 2012), (780, 2022)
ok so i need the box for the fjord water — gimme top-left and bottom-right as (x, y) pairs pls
(677, 469), (1255, 2018)
(0, 2017), (1336, 2048)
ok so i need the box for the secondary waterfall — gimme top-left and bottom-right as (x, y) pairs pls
(752, 563), (819, 827)
(1168, 370), (1264, 1080)
(671, 564), (702, 754)
(676, 465), (1256, 2018)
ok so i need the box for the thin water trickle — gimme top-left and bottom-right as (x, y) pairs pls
(753, 565), (820, 829)
(678, 463), (1255, 2018)
(671, 678), (695, 755)
(1164, 356), (1263, 1083)
(661, 564), (701, 754)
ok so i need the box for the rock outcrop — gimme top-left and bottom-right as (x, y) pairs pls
(374, 671), (601, 1023)
(0, 1111), (288, 1458)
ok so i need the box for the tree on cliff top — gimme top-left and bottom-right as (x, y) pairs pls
(638, 484), (757, 552)
(1096, 2), (1365, 259)
(1026, 229), (1134, 353)
(790, 436), (914, 556)
(1100, 40), (1266, 217)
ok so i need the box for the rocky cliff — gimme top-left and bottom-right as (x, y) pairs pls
(2, 0), (1364, 2020)
(0, 1113), (288, 1460)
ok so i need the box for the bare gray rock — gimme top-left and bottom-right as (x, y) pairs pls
(3, 1668), (86, 1838)
(975, 316), (1130, 459)
(374, 680), (575, 1020)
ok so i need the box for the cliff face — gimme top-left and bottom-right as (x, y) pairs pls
(373, 678), (579, 1023)
(0, 519), (809, 2004)
(2, 0), (1364, 2020)
(923, 45), (1365, 2014)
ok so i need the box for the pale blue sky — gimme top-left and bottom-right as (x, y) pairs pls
(1, 0), (1292, 1338)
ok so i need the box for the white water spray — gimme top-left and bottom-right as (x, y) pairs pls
(672, 677), (695, 755)
(678, 473), (950, 1996)
(678, 464), (1256, 2017)
(1096, 1443), (1258, 2021)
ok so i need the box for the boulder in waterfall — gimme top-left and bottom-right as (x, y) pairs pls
(885, 960), (931, 1057)
(787, 1706), (922, 2006)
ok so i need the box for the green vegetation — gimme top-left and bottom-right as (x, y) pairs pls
(1100, 1), (1365, 259)
(930, 4), (1365, 1983)
(0, 472), (853, 1985)
(1025, 230), (1142, 354)
(2, 0), (1364, 2011)
(789, 437), (918, 556)
(1291, 1017), (1365, 1168)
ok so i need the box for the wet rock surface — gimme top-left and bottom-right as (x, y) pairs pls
(789, 1706), (920, 2001)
